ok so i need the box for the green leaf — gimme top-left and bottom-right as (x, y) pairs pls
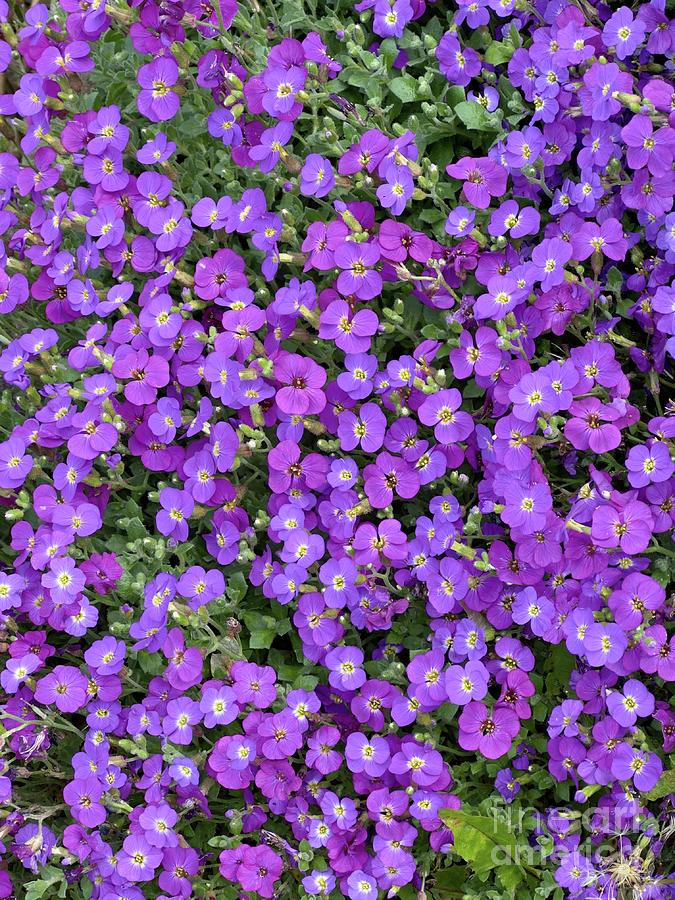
(25, 868), (66, 900)
(440, 808), (527, 874)
(389, 75), (418, 103)
(126, 517), (147, 541)
(545, 643), (576, 693)
(485, 41), (515, 65)
(606, 266), (623, 294)
(226, 571), (247, 603)
(380, 38), (399, 69)
(137, 650), (165, 676)
(646, 767), (675, 801)
(243, 611), (277, 648)
(498, 864), (524, 892)
(454, 100), (503, 133)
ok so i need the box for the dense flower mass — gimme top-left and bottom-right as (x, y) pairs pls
(0, 0), (673, 897)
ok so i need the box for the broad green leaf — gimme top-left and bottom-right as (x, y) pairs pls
(646, 767), (675, 801)
(485, 41), (515, 65)
(441, 808), (527, 874)
(454, 100), (503, 133)
(226, 571), (247, 603)
(389, 75), (418, 103)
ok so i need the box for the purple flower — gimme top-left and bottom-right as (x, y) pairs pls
(337, 403), (386, 452)
(436, 33), (481, 86)
(163, 697), (202, 744)
(610, 743), (662, 791)
(325, 646), (366, 691)
(583, 623), (628, 668)
(300, 154), (335, 198)
(334, 241), (382, 300)
(262, 65), (306, 117)
(118, 834), (163, 882)
(1, 653), (40, 694)
(377, 162), (414, 215)
(347, 869), (378, 900)
(607, 679), (654, 727)
(0, 437), (32, 489)
(137, 56), (180, 122)
(137, 132), (176, 164)
(501, 481), (552, 534)
(63, 777), (106, 828)
(445, 661), (489, 705)
(626, 442), (674, 488)
(531, 238), (572, 291)
(418, 389), (474, 445)
(84, 636), (125, 675)
(580, 62), (632, 121)
(407, 649), (447, 707)
(156, 488), (194, 543)
(249, 121), (294, 172)
(389, 740), (444, 786)
(603, 7), (645, 59)
(208, 108), (242, 146)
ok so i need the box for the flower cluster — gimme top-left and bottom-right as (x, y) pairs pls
(0, 0), (673, 897)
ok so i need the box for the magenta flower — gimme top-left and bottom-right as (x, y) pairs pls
(363, 451), (420, 508)
(591, 498), (654, 554)
(237, 845), (283, 898)
(570, 218), (628, 262)
(564, 398), (622, 453)
(446, 156), (507, 209)
(34, 665), (88, 713)
(231, 661), (277, 708)
(458, 702), (521, 759)
(275, 352), (327, 416)
(112, 348), (170, 406)
(258, 711), (302, 759)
